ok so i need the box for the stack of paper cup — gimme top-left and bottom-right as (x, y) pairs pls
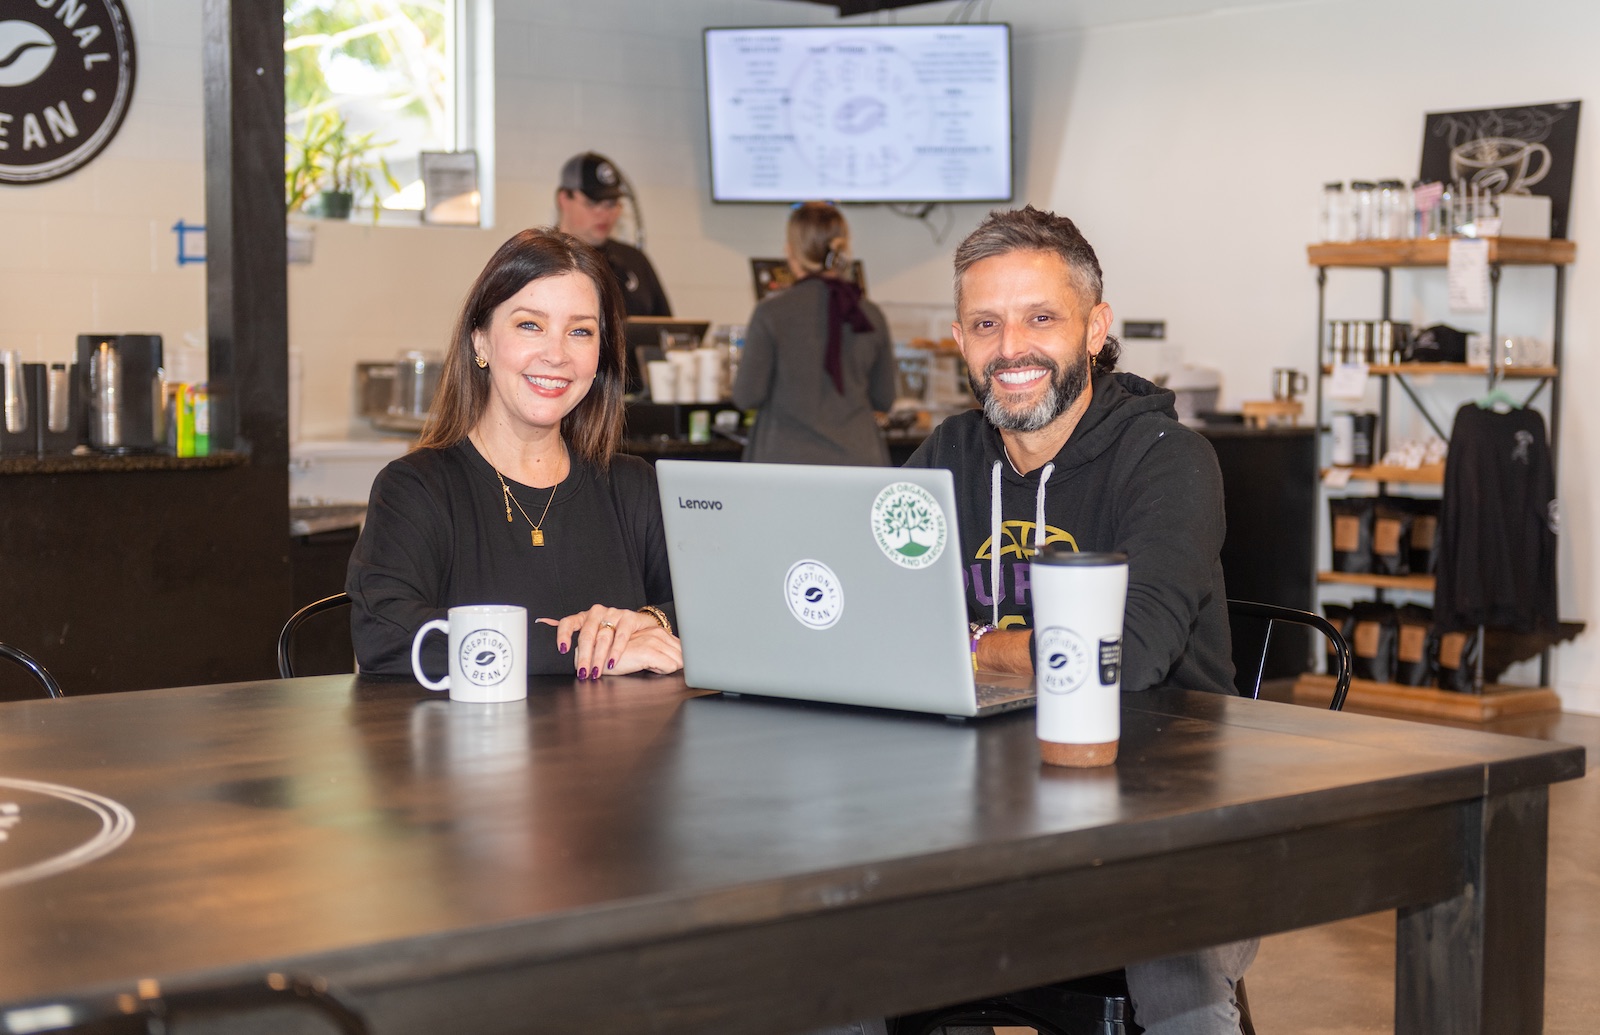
(1030, 546), (1128, 767)
(666, 350), (698, 404)
(694, 349), (724, 402)
(646, 361), (677, 403)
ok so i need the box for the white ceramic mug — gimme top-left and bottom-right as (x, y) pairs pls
(411, 604), (528, 702)
(1030, 548), (1128, 767)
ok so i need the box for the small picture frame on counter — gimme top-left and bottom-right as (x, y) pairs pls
(421, 151), (481, 226)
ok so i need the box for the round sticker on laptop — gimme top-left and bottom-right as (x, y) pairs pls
(870, 482), (948, 569)
(784, 559), (844, 629)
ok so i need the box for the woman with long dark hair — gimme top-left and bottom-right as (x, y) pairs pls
(732, 202), (897, 465)
(348, 228), (680, 680)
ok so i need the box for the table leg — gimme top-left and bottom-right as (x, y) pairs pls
(1395, 786), (1550, 1035)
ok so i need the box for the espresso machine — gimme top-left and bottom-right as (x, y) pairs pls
(76, 334), (165, 453)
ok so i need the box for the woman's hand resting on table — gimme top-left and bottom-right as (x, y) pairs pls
(537, 605), (683, 679)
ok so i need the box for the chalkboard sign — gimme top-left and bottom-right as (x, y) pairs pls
(1419, 101), (1581, 239)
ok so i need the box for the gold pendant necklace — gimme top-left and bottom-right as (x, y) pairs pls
(497, 469), (557, 546)
(478, 435), (564, 547)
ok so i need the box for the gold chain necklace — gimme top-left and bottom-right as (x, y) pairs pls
(478, 436), (565, 547)
(496, 469), (558, 546)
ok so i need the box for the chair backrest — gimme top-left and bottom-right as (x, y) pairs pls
(1227, 598), (1351, 711)
(277, 593), (354, 678)
(0, 642), (65, 698)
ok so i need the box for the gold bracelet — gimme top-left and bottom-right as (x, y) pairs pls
(638, 605), (673, 635)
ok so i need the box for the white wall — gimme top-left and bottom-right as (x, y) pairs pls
(4, 0), (1596, 711)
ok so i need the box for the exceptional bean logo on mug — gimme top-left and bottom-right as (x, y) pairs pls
(411, 605), (528, 702)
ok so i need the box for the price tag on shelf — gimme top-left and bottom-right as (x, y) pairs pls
(1322, 467), (1354, 489)
(1327, 363), (1369, 401)
(1448, 236), (1490, 313)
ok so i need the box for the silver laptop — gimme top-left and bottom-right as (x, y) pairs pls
(656, 460), (1035, 718)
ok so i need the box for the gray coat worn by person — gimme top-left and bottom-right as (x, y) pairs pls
(731, 277), (897, 466)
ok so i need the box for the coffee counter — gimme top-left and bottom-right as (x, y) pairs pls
(0, 451), (247, 476)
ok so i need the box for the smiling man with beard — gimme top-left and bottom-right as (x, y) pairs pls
(898, 206), (1248, 1035)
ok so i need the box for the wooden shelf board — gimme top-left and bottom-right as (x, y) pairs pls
(1321, 363), (1557, 378)
(1307, 237), (1575, 268)
(1293, 674), (1562, 722)
(1323, 464), (1444, 485)
(1317, 570), (1436, 591)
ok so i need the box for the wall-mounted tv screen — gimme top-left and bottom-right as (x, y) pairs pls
(704, 24), (1013, 204)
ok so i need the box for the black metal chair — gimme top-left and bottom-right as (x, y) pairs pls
(0, 641), (64, 698)
(26, 971), (369, 1034)
(1227, 598), (1352, 712)
(891, 601), (1352, 1035)
(277, 592), (353, 678)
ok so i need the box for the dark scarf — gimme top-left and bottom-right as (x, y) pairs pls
(799, 275), (874, 394)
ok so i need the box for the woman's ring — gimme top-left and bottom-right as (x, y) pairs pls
(600, 620), (616, 629)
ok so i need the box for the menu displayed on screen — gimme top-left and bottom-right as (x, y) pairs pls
(704, 24), (1013, 204)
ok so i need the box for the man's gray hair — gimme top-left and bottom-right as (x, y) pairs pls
(953, 205), (1119, 372)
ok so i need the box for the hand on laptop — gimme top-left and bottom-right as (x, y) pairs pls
(540, 606), (684, 680)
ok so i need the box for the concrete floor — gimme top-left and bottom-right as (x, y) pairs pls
(1247, 699), (1599, 1034)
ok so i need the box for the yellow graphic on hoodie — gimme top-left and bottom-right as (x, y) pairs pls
(971, 521), (1079, 628)
(975, 520), (1077, 561)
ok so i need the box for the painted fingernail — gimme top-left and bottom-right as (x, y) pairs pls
(577, 667), (587, 680)
(559, 642), (569, 654)
(607, 658), (615, 670)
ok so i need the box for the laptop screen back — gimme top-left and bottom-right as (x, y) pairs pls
(657, 460), (984, 716)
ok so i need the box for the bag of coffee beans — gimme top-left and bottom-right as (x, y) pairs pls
(1328, 497), (1374, 574)
(1371, 498), (1414, 576)
(1407, 497), (1440, 575)
(1349, 602), (1398, 683)
(1435, 626), (1482, 693)
(1323, 603), (1353, 676)
(1393, 604), (1435, 686)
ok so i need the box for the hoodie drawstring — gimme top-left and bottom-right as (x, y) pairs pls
(988, 458), (1054, 627)
(989, 460), (1002, 628)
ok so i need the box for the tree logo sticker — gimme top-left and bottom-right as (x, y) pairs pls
(870, 482), (947, 569)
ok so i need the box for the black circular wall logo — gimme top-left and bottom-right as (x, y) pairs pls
(0, 1), (137, 185)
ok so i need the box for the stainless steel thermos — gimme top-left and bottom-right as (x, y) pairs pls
(77, 334), (164, 453)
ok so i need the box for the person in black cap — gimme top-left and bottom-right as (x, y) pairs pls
(555, 151), (672, 317)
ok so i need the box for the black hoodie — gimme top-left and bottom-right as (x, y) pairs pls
(904, 370), (1236, 696)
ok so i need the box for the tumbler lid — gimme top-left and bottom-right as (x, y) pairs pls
(1032, 546), (1127, 567)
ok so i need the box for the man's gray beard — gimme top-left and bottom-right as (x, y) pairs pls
(972, 351), (1090, 433)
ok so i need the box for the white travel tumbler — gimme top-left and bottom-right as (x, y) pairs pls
(1030, 547), (1128, 767)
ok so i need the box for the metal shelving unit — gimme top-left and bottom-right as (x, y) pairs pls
(1302, 237), (1574, 718)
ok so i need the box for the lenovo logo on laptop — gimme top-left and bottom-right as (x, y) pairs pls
(677, 497), (723, 510)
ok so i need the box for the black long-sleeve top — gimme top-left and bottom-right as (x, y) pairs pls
(347, 439), (674, 677)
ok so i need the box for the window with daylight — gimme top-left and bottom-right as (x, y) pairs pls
(285, 0), (491, 222)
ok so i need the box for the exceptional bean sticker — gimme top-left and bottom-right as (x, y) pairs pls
(0, 0), (138, 184)
(784, 559), (843, 630)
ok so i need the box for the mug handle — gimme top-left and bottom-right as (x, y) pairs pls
(411, 619), (450, 691)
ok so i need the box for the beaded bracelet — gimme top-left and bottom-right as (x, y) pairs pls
(639, 605), (673, 636)
(968, 622), (995, 672)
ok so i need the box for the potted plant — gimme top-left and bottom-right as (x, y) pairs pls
(285, 109), (400, 222)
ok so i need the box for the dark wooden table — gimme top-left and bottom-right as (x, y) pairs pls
(0, 676), (1583, 1034)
